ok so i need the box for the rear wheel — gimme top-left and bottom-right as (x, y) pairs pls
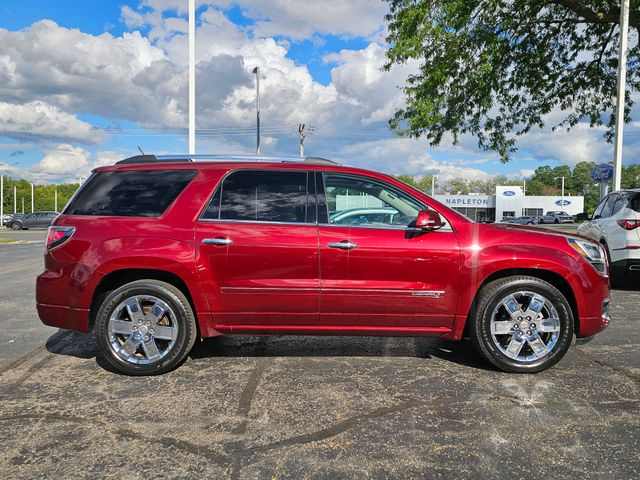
(470, 276), (573, 373)
(10, 222), (22, 230)
(95, 280), (197, 375)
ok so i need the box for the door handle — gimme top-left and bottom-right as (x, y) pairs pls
(203, 237), (232, 246)
(328, 240), (358, 250)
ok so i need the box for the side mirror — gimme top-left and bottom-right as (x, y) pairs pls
(415, 208), (444, 231)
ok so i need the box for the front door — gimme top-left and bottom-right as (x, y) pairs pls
(318, 172), (461, 327)
(195, 169), (319, 325)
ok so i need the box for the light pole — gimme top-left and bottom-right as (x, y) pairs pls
(31, 182), (34, 213)
(252, 66), (261, 155)
(555, 176), (565, 208)
(431, 175), (437, 197)
(613, 0), (630, 192)
(1, 174), (3, 226)
(13, 185), (16, 213)
(188, 0), (195, 155)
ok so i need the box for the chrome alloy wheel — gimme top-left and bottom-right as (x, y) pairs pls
(107, 295), (178, 365)
(490, 291), (561, 362)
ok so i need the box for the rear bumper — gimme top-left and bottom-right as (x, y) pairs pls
(36, 303), (91, 333)
(611, 258), (640, 273)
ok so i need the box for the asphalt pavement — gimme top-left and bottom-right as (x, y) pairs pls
(0, 227), (638, 479)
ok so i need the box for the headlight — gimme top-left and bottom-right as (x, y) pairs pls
(567, 238), (607, 275)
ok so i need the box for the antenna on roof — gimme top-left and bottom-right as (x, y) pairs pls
(137, 146), (145, 155)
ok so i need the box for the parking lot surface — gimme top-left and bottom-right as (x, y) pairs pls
(0, 227), (638, 479)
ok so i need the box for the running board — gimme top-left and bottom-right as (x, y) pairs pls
(212, 324), (453, 337)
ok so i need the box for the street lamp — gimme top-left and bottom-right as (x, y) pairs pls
(555, 176), (565, 209)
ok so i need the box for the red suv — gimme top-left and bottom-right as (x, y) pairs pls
(36, 154), (611, 375)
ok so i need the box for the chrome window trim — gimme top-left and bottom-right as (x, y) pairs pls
(198, 218), (317, 227)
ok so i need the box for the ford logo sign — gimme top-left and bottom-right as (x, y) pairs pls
(555, 199), (571, 206)
(503, 191), (516, 196)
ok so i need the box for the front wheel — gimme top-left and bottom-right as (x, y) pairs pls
(95, 280), (197, 375)
(10, 222), (22, 230)
(470, 276), (573, 373)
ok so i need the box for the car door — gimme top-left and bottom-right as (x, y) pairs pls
(195, 169), (320, 326)
(317, 172), (461, 328)
(22, 213), (37, 227)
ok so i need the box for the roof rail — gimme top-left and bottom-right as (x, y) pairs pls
(116, 153), (341, 165)
(157, 154), (340, 165)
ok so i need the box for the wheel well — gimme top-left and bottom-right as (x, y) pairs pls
(463, 268), (580, 337)
(89, 269), (198, 333)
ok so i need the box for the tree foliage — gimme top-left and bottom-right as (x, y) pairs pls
(384, 0), (640, 161)
(0, 176), (79, 214)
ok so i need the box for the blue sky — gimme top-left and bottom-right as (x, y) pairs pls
(0, 0), (638, 184)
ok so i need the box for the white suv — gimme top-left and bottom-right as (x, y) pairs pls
(577, 190), (640, 279)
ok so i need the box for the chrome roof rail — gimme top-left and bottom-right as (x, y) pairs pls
(155, 154), (339, 164)
(116, 153), (340, 165)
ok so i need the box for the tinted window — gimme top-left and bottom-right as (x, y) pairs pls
(204, 170), (308, 223)
(65, 170), (196, 217)
(630, 194), (640, 213)
(323, 173), (423, 227)
(599, 195), (618, 218)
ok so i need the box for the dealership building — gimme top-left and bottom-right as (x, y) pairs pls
(434, 186), (584, 222)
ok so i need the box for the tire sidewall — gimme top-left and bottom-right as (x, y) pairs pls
(96, 282), (195, 375)
(11, 222), (21, 230)
(475, 279), (573, 373)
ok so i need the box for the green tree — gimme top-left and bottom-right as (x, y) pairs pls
(1, 175), (79, 214)
(384, 1), (640, 161)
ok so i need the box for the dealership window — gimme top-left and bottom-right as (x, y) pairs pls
(525, 208), (543, 217)
(502, 211), (516, 218)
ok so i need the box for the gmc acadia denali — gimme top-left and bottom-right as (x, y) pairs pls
(36, 154), (611, 375)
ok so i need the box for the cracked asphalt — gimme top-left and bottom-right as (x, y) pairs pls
(0, 227), (639, 479)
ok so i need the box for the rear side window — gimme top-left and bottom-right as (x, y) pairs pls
(202, 170), (308, 223)
(629, 194), (640, 213)
(64, 170), (197, 217)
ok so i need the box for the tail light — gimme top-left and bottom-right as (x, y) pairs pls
(618, 219), (640, 230)
(45, 226), (75, 251)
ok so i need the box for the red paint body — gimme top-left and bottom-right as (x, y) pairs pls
(36, 162), (611, 340)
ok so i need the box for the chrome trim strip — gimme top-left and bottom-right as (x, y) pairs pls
(221, 286), (445, 297)
(198, 218), (316, 226)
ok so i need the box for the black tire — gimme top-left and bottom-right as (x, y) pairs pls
(470, 276), (574, 373)
(95, 280), (197, 375)
(554, 219), (560, 224)
(539, 219), (545, 224)
(10, 222), (22, 230)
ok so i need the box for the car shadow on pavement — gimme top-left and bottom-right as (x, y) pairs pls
(189, 335), (498, 372)
(612, 274), (640, 291)
(45, 330), (497, 373)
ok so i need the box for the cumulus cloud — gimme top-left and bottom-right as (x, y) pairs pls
(0, 101), (102, 144)
(28, 144), (91, 179)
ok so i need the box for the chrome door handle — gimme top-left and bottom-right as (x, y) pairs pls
(203, 237), (232, 246)
(328, 241), (358, 250)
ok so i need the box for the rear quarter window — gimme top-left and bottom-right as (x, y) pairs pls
(64, 170), (197, 217)
(629, 194), (640, 213)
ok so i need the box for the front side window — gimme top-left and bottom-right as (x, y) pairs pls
(323, 173), (423, 227)
(203, 170), (309, 223)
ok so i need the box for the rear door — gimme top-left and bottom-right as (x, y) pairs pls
(195, 169), (320, 325)
(317, 172), (461, 328)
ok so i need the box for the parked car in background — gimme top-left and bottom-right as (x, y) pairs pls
(510, 216), (538, 225)
(577, 189), (640, 281)
(1, 214), (14, 226)
(330, 207), (413, 226)
(538, 211), (573, 224)
(8, 211), (58, 230)
(37, 153), (610, 376)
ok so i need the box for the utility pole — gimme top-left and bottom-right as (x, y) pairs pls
(188, 0), (196, 155)
(252, 67), (261, 155)
(613, 0), (630, 192)
(296, 124), (318, 157)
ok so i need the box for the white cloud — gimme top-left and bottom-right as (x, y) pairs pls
(29, 144), (90, 177)
(0, 101), (102, 144)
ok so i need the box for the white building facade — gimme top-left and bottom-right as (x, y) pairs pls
(434, 186), (584, 222)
